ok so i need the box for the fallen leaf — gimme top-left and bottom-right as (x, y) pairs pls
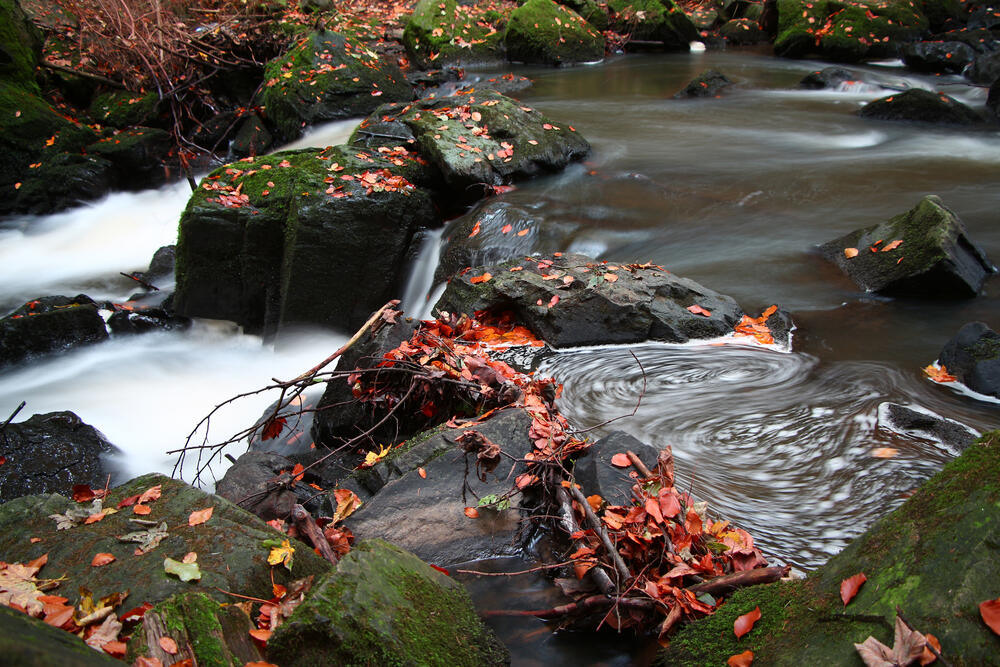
(603, 272), (618, 283)
(501, 224), (513, 234)
(133, 504), (152, 515)
(734, 606), (761, 638)
(101, 641), (126, 658)
(923, 364), (956, 383)
(72, 484), (97, 503)
(464, 507), (480, 519)
(980, 597), (1000, 635)
(331, 488), (362, 524)
(841, 572), (867, 606)
(262, 416), (286, 441)
(84, 614), (122, 652)
(881, 239), (903, 252)
(871, 448), (898, 459)
(844, 247), (859, 258)
(138, 485), (162, 504)
(855, 616), (925, 667)
(249, 628), (272, 645)
(132, 658), (164, 667)
(164, 558), (201, 582)
(470, 272), (492, 284)
(418, 467), (427, 478)
(687, 304), (712, 317)
(182, 552), (197, 564)
(0, 561), (46, 614)
(91, 553), (116, 567)
(920, 633), (940, 665)
(610, 453), (631, 467)
(547, 295), (559, 308)
(117, 522), (169, 554)
(266, 539), (295, 570)
(187, 507), (213, 526)
(727, 650), (754, 667)
(291, 462), (305, 482)
(468, 220), (481, 238)
(159, 636), (178, 654)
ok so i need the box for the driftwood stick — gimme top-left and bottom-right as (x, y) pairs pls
(555, 486), (616, 596)
(41, 61), (126, 88)
(291, 504), (339, 565)
(567, 483), (632, 584)
(120, 271), (160, 291)
(626, 450), (654, 478)
(687, 565), (791, 597)
(484, 594), (660, 619)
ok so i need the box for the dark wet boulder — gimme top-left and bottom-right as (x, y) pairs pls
(858, 88), (983, 125)
(88, 90), (162, 129)
(345, 409), (535, 563)
(0, 411), (119, 502)
(106, 304), (190, 335)
(9, 151), (114, 215)
(720, 18), (767, 44)
(607, 0), (699, 50)
(818, 195), (994, 298)
(230, 111), (274, 158)
(0, 473), (333, 612)
(920, 0), (967, 32)
(938, 27), (1000, 55)
(402, 0), (507, 69)
(798, 66), (870, 90)
(775, 0), (929, 62)
(659, 429), (1000, 665)
(267, 539), (509, 666)
(86, 127), (172, 191)
(435, 253), (746, 348)
(901, 40), (976, 73)
(966, 50), (1000, 85)
(674, 69), (734, 98)
(505, 0), (605, 65)
(0, 604), (121, 667)
(260, 30), (413, 142)
(0, 295), (109, 367)
(0, 0), (43, 90)
(174, 146), (438, 336)
(938, 322), (1000, 399)
(351, 90), (590, 203)
(573, 431), (662, 505)
(144, 245), (176, 283)
(988, 78), (1000, 123)
(877, 402), (979, 450)
(216, 450), (327, 520)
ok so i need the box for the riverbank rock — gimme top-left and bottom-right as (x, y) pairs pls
(267, 539), (510, 666)
(858, 88), (984, 125)
(87, 127), (172, 191)
(0, 295), (109, 367)
(674, 69), (734, 98)
(174, 146), (438, 336)
(505, 0), (605, 65)
(775, 0), (929, 62)
(434, 253), (746, 347)
(937, 321), (1000, 398)
(106, 302), (190, 336)
(88, 90), (163, 130)
(0, 605), (121, 667)
(720, 18), (767, 44)
(402, 0), (507, 68)
(902, 40), (976, 73)
(608, 0), (699, 50)
(573, 431), (663, 505)
(798, 66), (873, 89)
(0, 473), (333, 613)
(0, 411), (119, 502)
(877, 402), (979, 450)
(352, 90), (590, 203)
(260, 30), (413, 142)
(818, 195), (994, 298)
(658, 429), (1000, 665)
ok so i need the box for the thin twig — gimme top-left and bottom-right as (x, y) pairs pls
(895, 606), (954, 667)
(455, 560), (583, 577)
(1, 401), (26, 432)
(568, 482), (632, 584)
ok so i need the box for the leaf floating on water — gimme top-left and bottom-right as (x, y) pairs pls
(871, 448), (898, 459)
(733, 606), (761, 638)
(844, 247), (859, 258)
(840, 572), (867, 605)
(923, 364), (956, 383)
(164, 557), (201, 582)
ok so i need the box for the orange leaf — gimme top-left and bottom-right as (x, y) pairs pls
(840, 572), (867, 606)
(291, 462), (306, 482)
(249, 628), (272, 644)
(501, 224), (513, 234)
(687, 304), (712, 317)
(610, 453), (631, 467)
(727, 650), (754, 667)
(101, 641), (126, 658)
(188, 507), (214, 526)
(587, 495), (603, 512)
(468, 221), (481, 238)
(138, 485), (161, 504)
(470, 272), (492, 284)
(658, 488), (681, 518)
(603, 272), (618, 283)
(91, 552), (116, 567)
(923, 364), (956, 383)
(72, 484), (97, 503)
(515, 473), (537, 489)
(881, 239), (903, 252)
(158, 636), (178, 654)
(871, 447), (898, 459)
(980, 597), (1000, 635)
(844, 247), (859, 258)
(547, 295), (559, 308)
(132, 658), (164, 667)
(920, 633), (940, 665)
(517, 229), (529, 237)
(418, 467), (427, 479)
(734, 606), (761, 638)
(133, 504), (151, 515)
(464, 507), (480, 519)
(84, 511), (106, 524)
(685, 509), (703, 536)
(645, 497), (663, 524)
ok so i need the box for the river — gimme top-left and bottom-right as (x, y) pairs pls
(2, 48), (999, 664)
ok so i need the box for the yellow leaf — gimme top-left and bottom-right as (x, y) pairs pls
(268, 539), (295, 570)
(363, 444), (390, 467)
(332, 489), (362, 524)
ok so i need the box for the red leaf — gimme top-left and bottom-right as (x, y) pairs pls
(468, 221), (481, 238)
(469, 272), (492, 284)
(158, 636), (178, 654)
(430, 564), (450, 576)
(547, 295), (559, 308)
(658, 488), (681, 518)
(91, 552), (116, 567)
(727, 650), (754, 667)
(72, 484), (96, 503)
(291, 462), (305, 482)
(610, 453), (631, 467)
(840, 572), (867, 606)
(118, 493), (140, 509)
(733, 606), (761, 638)
(418, 467), (427, 479)
(262, 417), (286, 441)
(687, 304), (712, 317)
(501, 224), (513, 234)
(464, 507), (480, 518)
(645, 497), (663, 524)
(980, 597), (1000, 635)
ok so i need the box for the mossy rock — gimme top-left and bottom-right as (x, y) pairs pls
(267, 539), (510, 666)
(0, 0), (44, 92)
(775, 0), (930, 62)
(0, 473), (332, 615)
(607, 0), (699, 50)
(126, 592), (264, 666)
(402, 0), (508, 69)
(0, 295), (109, 368)
(174, 146), (438, 336)
(10, 152), (114, 215)
(557, 0), (611, 30)
(86, 127), (172, 190)
(0, 605), (121, 666)
(818, 194), (994, 298)
(858, 88), (983, 126)
(720, 17), (767, 44)
(505, 0), (605, 65)
(88, 90), (162, 129)
(660, 430), (1000, 665)
(261, 30), (413, 142)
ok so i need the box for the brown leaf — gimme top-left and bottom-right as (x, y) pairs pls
(733, 606), (761, 638)
(981, 597), (1000, 635)
(91, 553), (116, 567)
(920, 633), (940, 665)
(158, 636), (178, 654)
(854, 636), (895, 667)
(132, 658), (164, 667)
(840, 572), (867, 606)
(855, 616), (926, 667)
(727, 650), (754, 667)
(138, 485), (162, 504)
(85, 614), (122, 652)
(188, 507), (213, 526)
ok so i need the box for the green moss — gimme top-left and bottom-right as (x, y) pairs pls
(89, 90), (161, 128)
(505, 0), (605, 65)
(403, 0), (507, 68)
(607, 0), (698, 49)
(0, 0), (43, 91)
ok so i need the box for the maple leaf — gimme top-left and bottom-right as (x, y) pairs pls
(841, 572), (867, 606)
(118, 522), (169, 554)
(734, 606), (761, 638)
(265, 539), (295, 570)
(331, 489), (362, 524)
(84, 613), (122, 652)
(854, 616), (926, 667)
(164, 558), (201, 582)
(0, 562), (46, 615)
(262, 417), (286, 441)
(923, 365), (956, 383)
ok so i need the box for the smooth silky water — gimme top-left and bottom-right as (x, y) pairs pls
(2, 50), (998, 664)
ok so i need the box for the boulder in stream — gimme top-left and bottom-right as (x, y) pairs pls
(402, 0), (507, 69)
(674, 69), (735, 98)
(818, 195), (994, 298)
(0, 295), (109, 367)
(901, 40), (977, 73)
(937, 321), (1000, 398)
(606, 0), (699, 50)
(877, 402), (979, 450)
(505, 0), (605, 65)
(858, 88), (984, 125)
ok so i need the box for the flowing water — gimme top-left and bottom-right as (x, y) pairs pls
(2, 48), (1000, 662)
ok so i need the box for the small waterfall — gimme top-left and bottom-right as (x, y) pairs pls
(401, 227), (445, 321)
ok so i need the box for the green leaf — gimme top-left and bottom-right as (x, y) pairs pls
(164, 558), (201, 582)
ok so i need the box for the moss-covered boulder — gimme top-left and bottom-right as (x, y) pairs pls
(86, 127), (172, 191)
(260, 30), (413, 142)
(0, 0), (44, 92)
(267, 539), (510, 666)
(0, 473), (332, 614)
(505, 0), (605, 65)
(557, 0), (611, 30)
(0, 605), (121, 666)
(660, 430), (1000, 665)
(351, 90), (590, 202)
(0, 295), (109, 368)
(607, 0), (699, 50)
(819, 195), (994, 298)
(126, 592), (264, 667)
(775, 0), (930, 62)
(402, 0), (507, 69)
(88, 90), (162, 129)
(174, 146), (438, 336)
(720, 17), (767, 43)
(858, 88), (984, 125)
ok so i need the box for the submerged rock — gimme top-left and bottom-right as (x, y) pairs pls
(674, 69), (735, 98)
(505, 0), (605, 65)
(0, 295), (109, 367)
(818, 195), (994, 298)
(573, 431), (663, 505)
(938, 321), (1000, 398)
(0, 411), (119, 502)
(267, 539), (509, 666)
(858, 88), (983, 125)
(877, 402), (979, 450)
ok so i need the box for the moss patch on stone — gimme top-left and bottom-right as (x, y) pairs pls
(89, 90), (162, 129)
(0, 0), (44, 92)
(607, 0), (699, 50)
(505, 0), (605, 65)
(402, 0), (509, 68)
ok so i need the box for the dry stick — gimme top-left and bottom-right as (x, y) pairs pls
(455, 560), (583, 577)
(119, 272), (160, 291)
(625, 450), (654, 478)
(1, 401), (26, 432)
(41, 61), (126, 88)
(484, 594), (661, 619)
(291, 504), (339, 565)
(567, 483), (632, 584)
(895, 606), (954, 667)
(687, 565), (791, 597)
(570, 350), (646, 434)
(555, 486), (616, 596)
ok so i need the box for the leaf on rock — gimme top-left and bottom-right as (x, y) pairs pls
(610, 453), (631, 467)
(187, 507), (213, 527)
(118, 522), (169, 554)
(261, 417), (286, 441)
(331, 488), (362, 524)
(91, 553), (116, 567)
(138, 485), (162, 504)
(164, 558), (201, 582)
(923, 364), (956, 383)
(844, 247), (859, 258)
(841, 572), (867, 606)
(0, 561), (47, 615)
(727, 650), (754, 667)
(686, 304), (712, 317)
(733, 606), (761, 639)
(980, 597), (1000, 635)
(133, 504), (152, 515)
(84, 614), (123, 652)
(50, 499), (105, 530)
(881, 239), (903, 252)
(854, 616), (926, 667)
(159, 636), (179, 654)
(266, 539), (295, 570)
(470, 272), (492, 284)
